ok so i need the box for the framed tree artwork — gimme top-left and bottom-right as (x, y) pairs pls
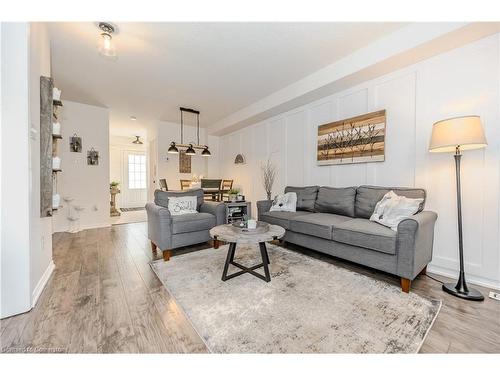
(179, 150), (191, 173)
(317, 110), (386, 165)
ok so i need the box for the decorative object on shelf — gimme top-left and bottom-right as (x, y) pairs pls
(110, 181), (121, 217)
(179, 150), (191, 173)
(53, 87), (61, 101)
(429, 115), (487, 301)
(52, 194), (61, 210)
(234, 153), (245, 164)
(132, 135), (143, 145)
(97, 22), (117, 60)
(52, 121), (61, 136)
(52, 156), (61, 170)
(168, 107), (211, 156)
(261, 158), (277, 200)
(70, 134), (82, 152)
(317, 110), (386, 166)
(87, 148), (99, 165)
(228, 188), (240, 202)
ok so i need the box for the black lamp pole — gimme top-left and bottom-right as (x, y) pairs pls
(441, 146), (484, 301)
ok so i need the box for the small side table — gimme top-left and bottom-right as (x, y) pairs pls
(225, 201), (251, 223)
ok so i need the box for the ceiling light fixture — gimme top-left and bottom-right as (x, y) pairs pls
(98, 22), (117, 60)
(132, 135), (143, 145)
(130, 116), (137, 121)
(168, 107), (211, 156)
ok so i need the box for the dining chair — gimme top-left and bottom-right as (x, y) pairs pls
(159, 178), (168, 191)
(201, 178), (222, 201)
(180, 179), (192, 190)
(221, 179), (233, 201)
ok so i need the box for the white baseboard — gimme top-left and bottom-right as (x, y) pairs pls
(31, 260), (55, 307)
(427, 264), (500, 291)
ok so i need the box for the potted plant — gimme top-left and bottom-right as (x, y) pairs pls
(110, 181), (120, 194)
(228, 188), (240, 202)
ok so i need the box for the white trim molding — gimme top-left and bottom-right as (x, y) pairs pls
(31, 260), (55, 308)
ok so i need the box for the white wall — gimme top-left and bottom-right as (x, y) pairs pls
(153, 120), (210, 191)
(1, 23), (32, 318)
(219, 34), (500, 289)
(29, 22), (54, 307)
(52, 101), (110, 232)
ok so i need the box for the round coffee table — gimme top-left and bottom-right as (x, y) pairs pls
(209, 222), (285, 282)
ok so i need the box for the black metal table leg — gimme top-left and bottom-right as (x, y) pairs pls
(259, 242), (271, 282)
(221, 241), (272, 282)
(221, 242), (236, 281)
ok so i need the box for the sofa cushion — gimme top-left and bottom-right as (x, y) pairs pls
(289, 213), (353, 240)
(314, 186), (356, 217)
(332, 218), (397, 255)
(285, 186), (319, 212)
(355, 185), (426, 219)
(171, 212), (216, 234)
(259, 211), (312, 230)
(155, 189), (204, 211)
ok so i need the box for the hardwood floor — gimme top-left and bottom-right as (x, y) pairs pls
(1, 222), (499, 353)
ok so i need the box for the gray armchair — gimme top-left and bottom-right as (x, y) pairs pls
(146, 188), (225, 261)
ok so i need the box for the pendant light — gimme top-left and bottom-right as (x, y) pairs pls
(201, 146), (212, 156)
(185, 144), (196, 155)
(168, 142), (179, 154)
(168, 107), (211, 156)
(98, 22), (117, 60)
(132, 135), (143, 144)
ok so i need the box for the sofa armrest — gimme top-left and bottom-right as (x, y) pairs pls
(257, 200), (273, 220)
(146, 203), (173, 250)
(200, 201), (226, 225)
(396, 211), (438, 279)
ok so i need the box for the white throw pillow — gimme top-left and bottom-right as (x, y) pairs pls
(270, 192), (297, 212)
(167, 196), (198, 215)
(370, 190), (423, 231)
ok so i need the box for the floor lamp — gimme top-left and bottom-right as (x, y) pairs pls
(429, 115), (487, 301)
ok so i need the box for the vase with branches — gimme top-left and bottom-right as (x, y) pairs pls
(261, 158), (277, 201)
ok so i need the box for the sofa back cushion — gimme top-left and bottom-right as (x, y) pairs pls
(284, 186), (319, 212)
(355, 185), (426, 219)
(154, 188), (204, 211)
(314, 186), (356, 217)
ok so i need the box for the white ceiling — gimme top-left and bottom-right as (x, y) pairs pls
(48, 22), (406, 137)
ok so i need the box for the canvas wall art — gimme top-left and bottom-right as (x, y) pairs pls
(179, 150), (192, 173)
(317, 110), (386, 165)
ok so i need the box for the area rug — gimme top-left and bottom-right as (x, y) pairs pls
(150, 244), (441, 353)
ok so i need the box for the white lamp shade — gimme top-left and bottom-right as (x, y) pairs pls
(429, 115), (487, 153)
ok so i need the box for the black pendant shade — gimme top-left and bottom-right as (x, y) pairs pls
(168, 142), (179, 154)
(201, 146), (211, 156)
(185, 144), (196, 155)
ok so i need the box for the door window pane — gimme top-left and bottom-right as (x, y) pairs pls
(128, 153), (146, 189)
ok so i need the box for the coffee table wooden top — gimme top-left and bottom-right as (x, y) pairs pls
(210, 223), (285, 244)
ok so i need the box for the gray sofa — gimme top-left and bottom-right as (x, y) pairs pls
(257, 185), (437, 292)
(146, 188), (226, 261)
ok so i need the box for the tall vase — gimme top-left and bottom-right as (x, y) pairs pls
(266, 191), (272, 200)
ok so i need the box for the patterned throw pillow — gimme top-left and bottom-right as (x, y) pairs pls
(370, 191), (423, 231)
(270, 192), (297, 212)
(167, 196), (198, 215)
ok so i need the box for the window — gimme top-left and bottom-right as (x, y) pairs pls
(128, 153), (146, 189)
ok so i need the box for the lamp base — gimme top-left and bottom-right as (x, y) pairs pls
(442, 282), (484, 301)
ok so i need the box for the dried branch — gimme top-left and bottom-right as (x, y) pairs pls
(261, 158), (277, 200)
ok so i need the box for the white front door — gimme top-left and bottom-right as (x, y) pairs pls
(122, 151), (147, 208)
